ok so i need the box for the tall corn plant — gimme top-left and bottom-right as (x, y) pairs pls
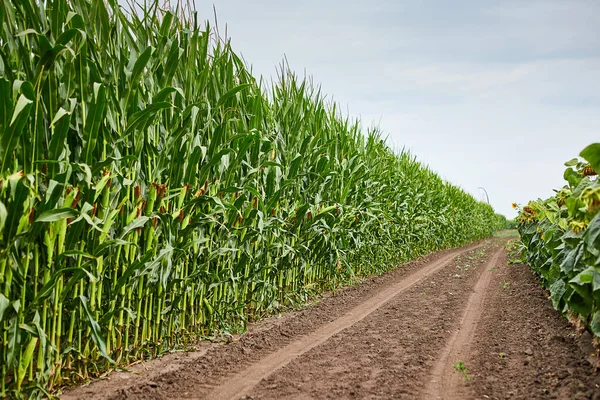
(0, 0), (505, 396)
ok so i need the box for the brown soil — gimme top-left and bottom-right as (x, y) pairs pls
(212, 244), (484, 400)
(61, 238), (600, 400)
(425, 247), (503, 400)
(467, 258), (600, 400)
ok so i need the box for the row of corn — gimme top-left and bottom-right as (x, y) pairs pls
(516, 144), (600, 338)
(0, 0), (506, 396)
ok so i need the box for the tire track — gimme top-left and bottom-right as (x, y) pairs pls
(424, 247), (503, 400)
(209, 243), (484, 400)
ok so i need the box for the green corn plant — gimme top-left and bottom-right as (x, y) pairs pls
(0, 0), (506, 396)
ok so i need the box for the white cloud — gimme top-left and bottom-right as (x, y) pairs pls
(189, 0), (600, 218)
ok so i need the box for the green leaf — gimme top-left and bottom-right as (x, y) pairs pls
(207, 123), (224, 160)
(549, 279), (566, 309)
(76, 163), (93, 187)
(93, 239), (135, 257)
(84, 83), (107, 164)
(34, 267), (98, 304)
(152, 87), (177, 103)
(559, 243), (584, 274)
(570, 267), (594, 285)
(563, 167), (582, 188)
(114, 252), (154, 292)
(130, 46), (153, 87)
(0, 294), (10, 323)
(567, 286), (593, 317)
(125, 102), (172, 135)
(35, 208), (78, 223)
(1, 93), (33, 172)
(159, 11), (174, 36)
(49, 107), (70, 128)
(17, 337), (38, 388)
(10, 94), (33, 126)
(580, 143), (600, 173)
(120, 216), (149, 239)
(94, 172), (112, 201)
(32, 312), (46, 360)
(6, 317), (19, 368)
(217, 83), (251, 107)
(15, 28), (39, 37)
(0, 200), (6, 233)
(48, 107), (72, 166)
(57, 250), (97, 263)
(78, 296), (114, 363)
(78, 212), (105, 233)
(55, 28), (82, 46)
(564, 157), (579, 167)
(18, 323), (36, 336)
(584, 212), (600, 252)
(591, 311), (600, 337)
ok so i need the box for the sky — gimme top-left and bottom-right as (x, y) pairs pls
(192, 0), (600, 218)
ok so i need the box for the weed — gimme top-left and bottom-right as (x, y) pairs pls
(505, 239), (527, 264)
(453, 361), (471, 382)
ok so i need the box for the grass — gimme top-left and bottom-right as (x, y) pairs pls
(493, 230), (519, 238)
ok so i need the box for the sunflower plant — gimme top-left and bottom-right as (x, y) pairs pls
(517, 143), (600, 337)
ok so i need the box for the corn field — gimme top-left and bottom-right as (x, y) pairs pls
(0, 0), (505, 396)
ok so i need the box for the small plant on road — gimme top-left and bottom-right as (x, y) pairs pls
(505, 238), (527, 264)
(453, 361), (471, 382)
(501, 281), (511, 290)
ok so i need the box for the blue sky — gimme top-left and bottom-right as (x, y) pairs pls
(193, 0), (599, 218)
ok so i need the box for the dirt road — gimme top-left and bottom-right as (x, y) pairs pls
(62, 237), (600, 400)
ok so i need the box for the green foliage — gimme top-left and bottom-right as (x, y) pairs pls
(505, 238), (526, 264)
(453, 361), (471, 382)
(0, 0), (504, 395)
(516, 143), (600, 338)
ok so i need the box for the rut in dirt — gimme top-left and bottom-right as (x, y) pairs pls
(62, 237), (600, 400)
(209, 244), (482, 400)
(62, 240), (486, 400)
(424, 247), (503, 400)
(244, 240), (503, 400)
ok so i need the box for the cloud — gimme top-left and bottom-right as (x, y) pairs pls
(188, 0), (600, 218)
(339, 58), (600, 111)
